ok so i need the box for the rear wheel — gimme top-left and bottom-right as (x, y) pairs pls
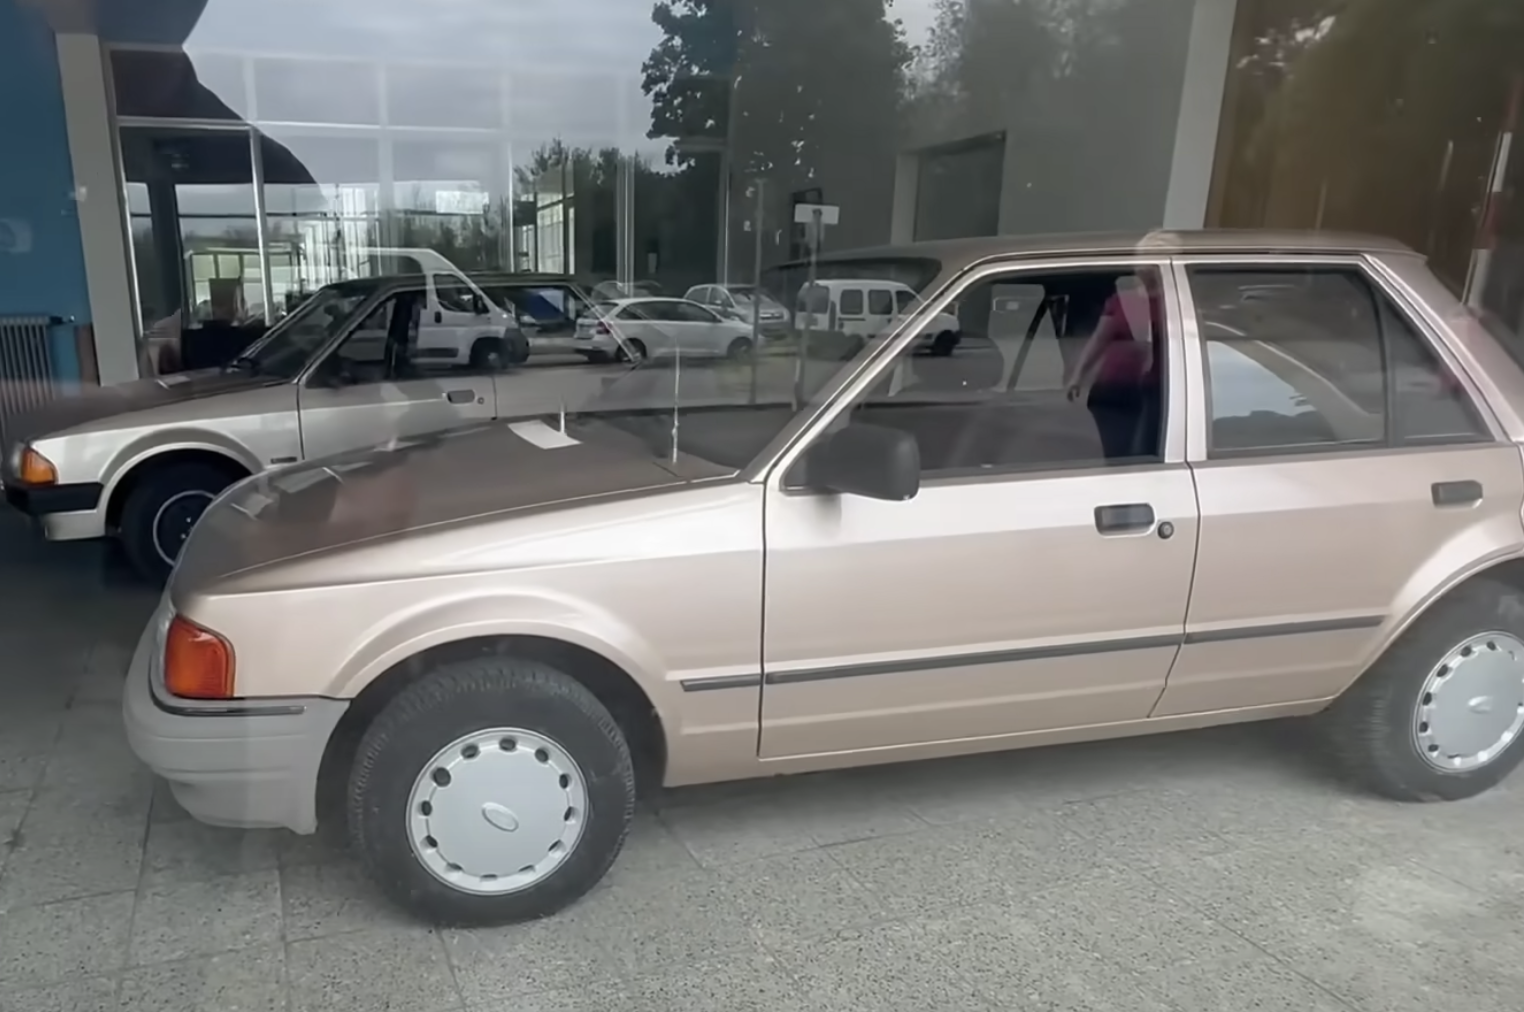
(1323, 578), (1524, 801)
(119, 461), (241, 585)
(618, 339), (648, 364)
(726, 336), (753, 361)
(930, 331), (959, 357)
(348, 656), (635, 926)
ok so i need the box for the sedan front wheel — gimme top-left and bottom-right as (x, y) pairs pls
(347, 655), (636, 925)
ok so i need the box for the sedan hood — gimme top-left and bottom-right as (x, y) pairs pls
(175, 417), (697, 591)
(8, 369), (276, 445)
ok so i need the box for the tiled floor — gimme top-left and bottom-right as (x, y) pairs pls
(2, 512), (1523, 1011)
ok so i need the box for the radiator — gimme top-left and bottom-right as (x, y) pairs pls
(0, 315), (62, 450)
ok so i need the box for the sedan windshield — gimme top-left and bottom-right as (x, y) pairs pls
(557, 256), (944, 471)
(226, 282), (377, 380)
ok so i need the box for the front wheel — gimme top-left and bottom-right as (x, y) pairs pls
(347, 656), (635, 926)
(1322, 578), (1524, 801)
(930, 331), (959, 357)
(119, 462), (239, 585)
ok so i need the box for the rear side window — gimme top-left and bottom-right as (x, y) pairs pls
(868, 289), (894, 315)
(840, 289), (865, 315)
(1187, 264), (1489, 457)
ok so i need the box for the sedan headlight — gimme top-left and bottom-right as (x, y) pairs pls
(17, 446), (57, 486)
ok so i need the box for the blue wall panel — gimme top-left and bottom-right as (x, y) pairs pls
(0, 0), (87, 381)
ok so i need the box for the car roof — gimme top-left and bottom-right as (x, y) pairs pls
(782, 229), (1418, 275)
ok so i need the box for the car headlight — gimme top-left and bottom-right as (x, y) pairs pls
(17, 446), (57, 486)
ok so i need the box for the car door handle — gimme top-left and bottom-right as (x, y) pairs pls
(1432, 480), (1483, 507)
(434, 310), (443, 324)
(1094, 503), (1155, 534)
(444, 389), (476, 404)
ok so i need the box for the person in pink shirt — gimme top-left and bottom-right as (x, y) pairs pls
(1063, 273), (1165, 461)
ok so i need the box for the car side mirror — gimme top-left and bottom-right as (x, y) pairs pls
(471, 295), (488, 316)
(804, 422), (920, 501)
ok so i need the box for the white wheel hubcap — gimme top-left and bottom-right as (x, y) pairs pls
(1413, 632), (1524, 772)
(406, 728), (588, 895)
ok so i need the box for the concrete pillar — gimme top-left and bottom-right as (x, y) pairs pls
(1161, 0), (1239, 230)
(56, 31), (139, 383)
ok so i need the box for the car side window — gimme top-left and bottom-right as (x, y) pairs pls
(317, 292), (420, 385)
(671, 301), (720, 324)
(433, 275), (478, 314)
(828, 265), (1168, 477)
(868, 289), (894, 316)
(839, 289), (865, 316)
(894, 289), (917, 313)
(1187, 264), (1489, 457)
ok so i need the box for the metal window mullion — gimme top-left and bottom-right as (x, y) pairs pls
(249, 128), (275, 320)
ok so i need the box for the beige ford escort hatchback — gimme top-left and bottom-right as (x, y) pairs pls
(123, 231), (1524, 926)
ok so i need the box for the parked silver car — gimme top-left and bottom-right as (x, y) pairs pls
(122, 230), (1524, 929)
(0, 276), (564, 582)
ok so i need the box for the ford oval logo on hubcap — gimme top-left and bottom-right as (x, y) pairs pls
(481, 803), (520, 833)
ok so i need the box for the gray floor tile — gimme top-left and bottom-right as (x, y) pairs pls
(141, 819), (283, 887)
(1143, 952), (1353, 1012)
(119, 945), (288, 1012)
(0, 975), (120, 1012)
(0, 891), (135, 989)
(715, 848), (890, 946)
(0, 791), (147, 909)
(129, 869), (284, 965)
(288, 927), (462, 1012)
(621, 951), (812, 1011)
(443, 905), (624, 1003)
(596, 810), (702, 889)
(281, 858), (417, 941)
(767, 917), (999, 1012)
(658, 795), (818, 868)
(0, 755), (45, 794)
(580, 866), (767, 976)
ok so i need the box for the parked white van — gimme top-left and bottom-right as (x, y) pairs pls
(349, 248), (528, 369)
(795, 278), (962, 355)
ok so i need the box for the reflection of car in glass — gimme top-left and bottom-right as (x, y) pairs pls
(684, 283), (792, 336)
(573, 297), (757, 363)
(590, 279), (664, 301)
(795, 277), (961, 355)
(1, 277), (561, 584)
(473, 274), (595, 356)
(348, 248), (528, 370)
(120, 231), (1524, 930)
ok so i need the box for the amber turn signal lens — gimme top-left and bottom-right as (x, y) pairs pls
(163, 615), (235, 700)
(18, 447), (57, 486)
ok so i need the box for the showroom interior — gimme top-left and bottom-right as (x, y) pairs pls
(0, 0), (1521, 442)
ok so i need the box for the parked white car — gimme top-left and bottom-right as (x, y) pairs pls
(574, 297), (759, 363)
(795, 277), (962, 355)
(1, 276), (596, 584)
(684, 283), (792, 336)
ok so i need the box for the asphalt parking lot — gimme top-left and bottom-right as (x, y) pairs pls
(2, 509), (1523, 1012)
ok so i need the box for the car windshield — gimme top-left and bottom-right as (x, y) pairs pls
(225, 282), (377, 380)
(553, 256), (943, 470)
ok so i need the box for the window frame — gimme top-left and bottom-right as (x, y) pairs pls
(1173, 254), (1498, 464)
(761, 256), (1188, 493)
(305, 286), (425, 387)
(432, 273), (479, 315)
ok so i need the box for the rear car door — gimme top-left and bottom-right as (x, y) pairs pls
(1158, 255), (1524, 716)
(297, 287), (497, 460)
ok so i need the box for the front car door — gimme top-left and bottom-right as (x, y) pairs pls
(1157, 254), (1524, 715)
(297, 285), (498, 460)
(759, 257), (1200, 760)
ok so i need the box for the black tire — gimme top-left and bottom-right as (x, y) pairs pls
(1322, 578), (1524, 801)
(930, 331), (959, 357)
(580, 351), (612, 365)
(726, 336), (753, 361)
(504, 332), (531, 366)
(468, 337), (504, 372)
(618, 339), (647, 364)
(347, 656), (636, 926)
(119, 461), (239, 585)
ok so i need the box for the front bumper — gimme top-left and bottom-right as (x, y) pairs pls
(4, 480), (102, 517)
(121, 619), (348, 834)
